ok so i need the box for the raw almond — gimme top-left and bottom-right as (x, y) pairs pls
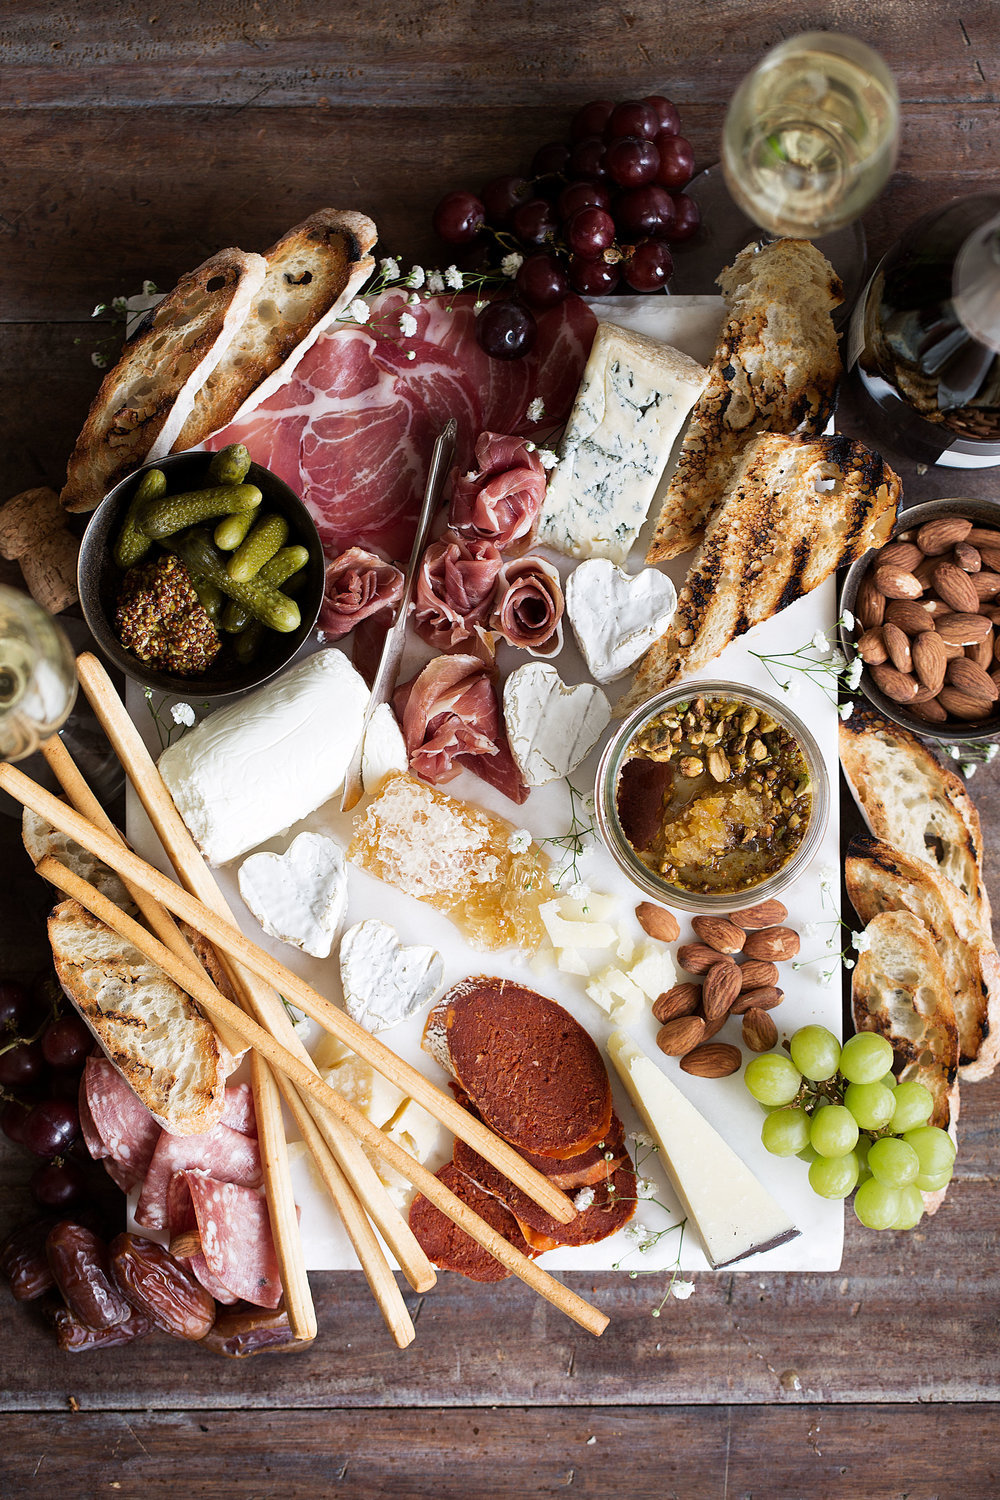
(738, 959), (780, 992)
(742, 926), (801, 962)
(911, 630), (947, 692)
(966, 633), (994, 670)
(857, 627), (888, 665)
(946, 656), (999, 702)
(966, 527), (1000, 549)
(978, 544), (1000, 572)
(635, 902), (680, 943)
(985, 605), (1000, 624)
(972, 571), (1000, 600)
(656, 1015), (706, 1057)
(913, 555), (938, 589)
(933, 560), (980, 614)
(936, 612), (992, 645)
(728, 898), (788, 929)
(881, 621), (912, 674)
(883, 599), (934, 634)
(876, 540), (923, 571)
(910, 681), (940, 704)
(941, 638), (966, 659)
(700, 1012), (729, 1041)
(916, 516), (972, 554)
(856, 574), (886, 629)
(742, 1010), (778, 1052)
(910, 695), (949, 725)
(870, 663), (919, 703)
(652, 983), (701, 1024)
(874, 564), (923, 600)
(702, 960), (742, 1021)
(676, 943), (724, 975)
(691, 915), (745, 954)
(921, 595), (951, 618)
(937, 685), (993, 721)
(731, 985), (785, 1014)
(954, 541), (982, 573)
(680, 1042), (742, 1078)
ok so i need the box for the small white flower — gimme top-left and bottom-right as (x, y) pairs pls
(819, 864), (837, 891)
(573, 1186), (596, 1212)
(474, 298), (488, 313)
(629, 1131), (654, 1149)
(802, 922), (819, 938)
(90, 351), (108, 368)
(567, 881), (589, 901)
(407, 265), (426, 289)
(379, 256), (400, 280)
(501, 252), (524, 277)
(399, 311), (418, 338)
(142, 279), (158, 296)
(828, 649), (847, 672)
(851, 929), (872, 954)
(111, 295), (128, 315)
(820, 965), (837, 986)
(406, 350), (416, 360)
(536, 448), (559, 470)
(586, 1436), (597, 1446)
(527, 397), (546, 422)
(948, 746), (962, 761)
(444, 264), (463, 290)
(670, 1278), (695, 1300)
(843, 957), (855, 970)
(170, 702), (196, 728)
(811, 629), (830, 653)
(507, 828), (533, 855)
(624, 1224), (645, 1243)
(426, 270), (445, 294)
(987, 744), (999, 763)
(846, 658), (864, 690)
(348, 298), (370, 324)
(960, 762), (978, 779)
(407, 291), (421, 306)
(92, 303), (106, 318)
(636, 1178), (657, 1200)
(839, 700), (855, 721)
(840, 608), (855, 631)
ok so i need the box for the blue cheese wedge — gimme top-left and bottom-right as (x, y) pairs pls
(538, 323), (708, 565)
(237, 831), (347, 958)
(565, 559), (677, 683)
(339, 918), (444, 1033)
(502, 662), (610, 787)
(607, 1031), (800, 1267)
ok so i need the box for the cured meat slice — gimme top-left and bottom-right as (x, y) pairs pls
(221, 1083), (257, 1137)
(208, 292), (596, 564)
(408, 1162), (533, 1282)
(395, 654), (528, 805)
(454, 1140), (636, 1245)
(165, 1171), (239, 1304)
(448, 432), (546, 555)
(412, 535), (502, 656)
(425, 978), (613, 1159)
(168, 1171), (282, 1310)
(318, 546), (404, 641)
(136, 1122), (263, 1230)
(516, 1113), (628, 1191)
(78, 1070), (109, 1160)
(490, 555), (564, 656)
(84, 1056), (160, 1189)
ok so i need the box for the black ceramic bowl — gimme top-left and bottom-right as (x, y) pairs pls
(78, 451), (325, 699)
(838, 495), (1000, 742)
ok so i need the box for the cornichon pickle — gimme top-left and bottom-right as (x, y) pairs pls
(138, 484), (262, 541)
(227, 513), (289, 584)
(232, 620), (264, 663)
(113, 468), (167, 569)
(207, 443), (252, 487)
(220, 545), (309, 633)
(214, 509), (255, 551)
(189, 576), (224, 622)
(163, 529), (301, 634)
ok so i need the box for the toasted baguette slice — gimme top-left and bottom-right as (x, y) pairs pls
(646, 238), (843, 563)
(618, 433), (899, 715)
(23, 806), (136, 914)
(60, 247), (267, 513)
(48, 898), (231, 1134)
(845, 835), (1000, 1082)
(168, 209), (378, 452)
(839, 705), (991, 931)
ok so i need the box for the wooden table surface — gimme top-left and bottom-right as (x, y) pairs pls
(2, 3), (999, 1496)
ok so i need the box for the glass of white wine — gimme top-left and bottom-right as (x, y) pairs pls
(0, 586), (77, 762)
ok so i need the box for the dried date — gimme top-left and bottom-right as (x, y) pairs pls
(46, 1221), (131, 1330)
(201, 1305), (304, 1359)
(0, 1218), (57, 1302)
(53, 1304), (153, 1354)
(110, 1233), (215, 1341)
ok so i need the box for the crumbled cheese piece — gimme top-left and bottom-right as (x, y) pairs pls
(539, 900), (617, 951)
(627, 941), (678, 1002)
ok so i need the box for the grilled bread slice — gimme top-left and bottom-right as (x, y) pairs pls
(845, 835), (1000, 1082)
(60, 248), (267, 513)
(646, 238), (843, 563)
(23, 805), (136, 913)
(48, 898), (232, 1134)
(166, 208), (378, 454)
(839, 705), (991, 931)
(618, 432), (900, 715)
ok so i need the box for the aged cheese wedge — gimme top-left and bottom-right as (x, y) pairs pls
(237, 831), (347, 958)
(607, 1031), (800, 1267)
(538, 323), (708, 565)
(502, 662), (610, 787)
(339, 918), (444, 1033)
(565, 559), (677, 683)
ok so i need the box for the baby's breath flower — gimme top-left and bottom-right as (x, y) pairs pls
(507, 828), (533, 855)
(819, 864), (837, 892)
(399, 311), (418, 338)
(527, 397), (546, 422)
(811, 629), (830, 652)
(91, 351), (109, 368)
(444, 264), (464, 290)
(670, 1278), (695, 1300)
(624, 1223), (645, 1243)
(379, 256), (401, 279)
(406, 350), (416, 361)
(407, 265), (426, 289)
(170, 702), (196, 728)
(111, 295), (128, 315)
(846, 656), (864, 689)
(348, 298), (370, 324)
(536, 448), (559, 470)
(948, 746), (962, 761)
(961, 762), (978, 779)
(426, 270), (445, 294)
(636, 1178), (657, 1200)
(629, 1131), (654, 1149)
(573, 1186), (596, 1212)
(142, 279), (159, 296)
(474, 298), (488, 313)
(501, 252), (524, 277)
(851, 929), (871, 954)
(91, 303), (106, 318)
(407, 291), (421, 306)
(840, 607), (855, 631)
(839, 700), (855, 721)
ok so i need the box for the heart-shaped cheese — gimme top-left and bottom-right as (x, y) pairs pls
(339, 919), (444, 1033)
(502, 662), (611, 787)
(565, 559), (676, 683)
(238, 832), (347, 959)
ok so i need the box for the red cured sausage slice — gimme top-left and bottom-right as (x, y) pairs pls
(408, 1162), (534, 1283)
(168, 1171), (282, 1310)
(454, 1140), (636, 1246)
(78, 1070), (109, 1161)
(84, 1056), (160, 1190)
(221, 1083), (257, 1137)
(136, 1123), (263, 1230)
(165, 1171), (240, 1305)
(425, 978), (613, 1159)
(517, 1114), (628, 1191)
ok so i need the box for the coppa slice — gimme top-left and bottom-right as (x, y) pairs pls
(453, 1137), (636, 1245)
(424, 977), (613, 1160)
(408, 1161), (534, 1282)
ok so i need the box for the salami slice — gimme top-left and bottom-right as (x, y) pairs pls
(221, 1083), (256, 1136)
(78, 1071), (109, 1160)
(165, 1171), (239, 1305)
(84, 1056), (160, 1189)
(173, 1171), (282, 1310)
(408, 1162), (533, 1283)
(136, 1123), (263, 1230)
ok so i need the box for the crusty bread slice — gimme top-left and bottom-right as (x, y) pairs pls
(845, 835), (1000, 1082)
(839, 705), (991, 931)
(617, 432), (899, 715)
(48, 898), (230, 1134)
(60, 247), (267, 513)
(23, 805), (136, 914)
(169, 208), (378, 452)
(646, 238), (843, 563)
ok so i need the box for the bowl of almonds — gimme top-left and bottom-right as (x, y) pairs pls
(840, 498), (1000, 738)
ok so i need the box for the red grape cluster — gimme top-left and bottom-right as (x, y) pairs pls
(432, 96), (700, 358)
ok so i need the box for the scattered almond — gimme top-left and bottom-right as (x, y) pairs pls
(702, 960), (742, 1022)
(656, 1015), (706, 1058)
(876, 540), (923, 571)
(874, 564), (923, 600)
(652, 984), (701, 1024)
(634, 902), (680, 944)
(691, 915), (745, 954)
(978, 544), (1000, 572)
(967, 633), (995, 670)
(881, 621), (912, 674)
(857, 627), (888, 665)
(731, 985), (785, 1014)
(728, 898), (787, 930)
(676, 942), (724, 975)
(966, 527), (1000, 549)
(916, 516), (972, 554)
(738, 959), (780, 992)
(972, 571), (1000, 600)
(742, 1010), (778, 1052)
(910, 695), (949, 724)
(680, 1042), (742, 1078)
(933, 560), (980, 614)
(742, 926), (800, 963)
(937, 685), (994, 720)
(954, 541), (981, 573)
(699, 1012), (729, 1041)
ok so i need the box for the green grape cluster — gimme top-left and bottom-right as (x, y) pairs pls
(743, 1026), (956, 1232)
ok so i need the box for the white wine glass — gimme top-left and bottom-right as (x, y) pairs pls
(0, 585), (77, 762)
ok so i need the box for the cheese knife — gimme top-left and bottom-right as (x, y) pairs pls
(340, 418), (458, 812)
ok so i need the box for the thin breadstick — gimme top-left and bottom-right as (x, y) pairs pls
(5, 759), (576, 1226)
(36, 855), (608, 1338)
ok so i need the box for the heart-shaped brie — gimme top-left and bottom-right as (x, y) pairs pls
(502, 661), (611, 787)
(238, 832), (347, 959)
(339, 919), (444, 1033)
(565, 559), (676, 683)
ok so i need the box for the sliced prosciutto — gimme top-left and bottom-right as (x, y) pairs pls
(318, 546), (404, 641)
(448, 432), (546, 555)
(84, 1057), (160, 1191)
(412, 534), (502, 656)
(208, 291), (597, 564)
(490, 555), (564, 656)
(136, 1122), (263, 1231)
(395, 654), (527, 806)
(168, 1170), (282, 1310)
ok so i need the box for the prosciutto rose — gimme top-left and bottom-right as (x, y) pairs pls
(490, 555), (565, 657)
(412, 534), (503, 655)
(448, 432), (547, 555)
(394, 654), (528, 805)
(318, 546), (404, 641)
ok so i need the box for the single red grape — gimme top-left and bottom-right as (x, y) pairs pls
(515, 253), (570, 309)
(564, 206), (616, 260)
(569, 256), (620, 297)
(532, 142), (571, 177)
(31, 1158), (90, 1211)
(432, 190), (486, 245)
(480, 174), (532, 228)
(572, 100), (614, 141)
(644, 95), (681, 137)
(614, 184), (676, 240)
(608, 101), (660, 141)
(667, 192), (702, 241)
(606, 136), (659, 188)
(511, 198), (558, 247)
(0, 1038), (44, 1089)
(622, 239), (675, 291)
(654, 134), (695, 191)
(22, 1098), (80, 1158)
(558, 180), (611, 221)
(476, 300), (538, 359)
(568, 136), (609, 182)
(0, 981), (30, 1033)
(42, 1014), (91, 1071)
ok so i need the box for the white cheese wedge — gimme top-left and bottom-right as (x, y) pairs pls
(586, 967), (645, 1025)
(362, 703), (408, 796)
(339, 919), (444, 1034)
(627, 942), (678, 1002)
(320, 1053), (406, 1130)
(538, 323), (708, 565)
(607, 1031), (800, 1268)
(158, 648), (369, 865)
(503, 662), (610, 787)
(556, 890), (619, 923)
(237, 832), (347, 958)
(565, 559), (677, 683)
(368, 1097), (449, 1211)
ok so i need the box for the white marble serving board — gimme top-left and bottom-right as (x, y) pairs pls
(126, 295), (844, 1279)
